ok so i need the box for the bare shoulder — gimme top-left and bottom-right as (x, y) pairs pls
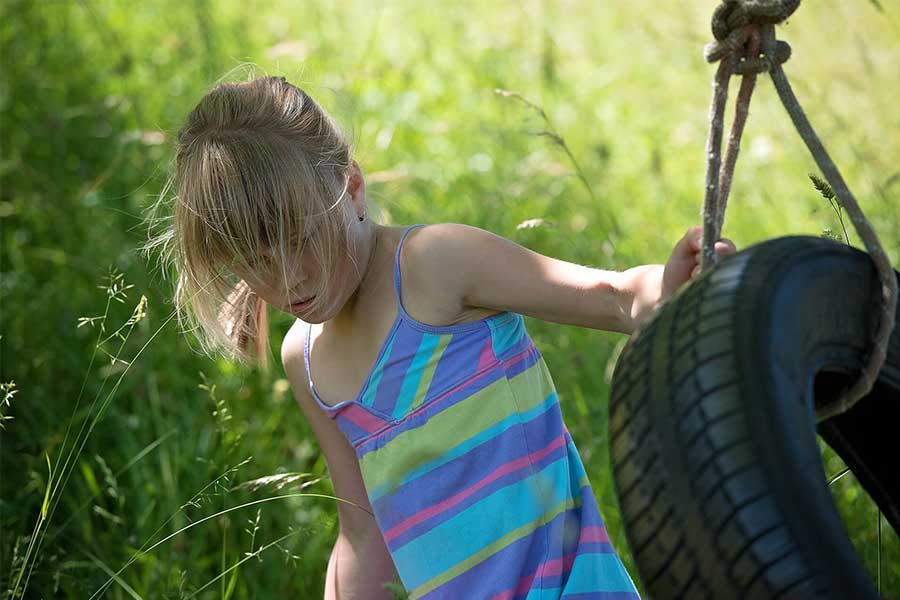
(403, 222), (489, 253)
(280, 319), (318, 411)
(400, 223), (502, 323)
(280, 319), (308, 383)
(403, 223), (505, 270)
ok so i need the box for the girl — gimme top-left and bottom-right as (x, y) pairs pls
(152, 75), (736, 599)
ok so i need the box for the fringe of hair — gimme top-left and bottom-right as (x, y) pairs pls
(142, 69), (354, 370)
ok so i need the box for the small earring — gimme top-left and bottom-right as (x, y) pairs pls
(358, 213), (365, 222)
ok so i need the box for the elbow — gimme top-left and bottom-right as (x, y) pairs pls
(324, 525), (401, 600)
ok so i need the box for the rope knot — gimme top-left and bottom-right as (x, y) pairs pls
(711, 0), (800, 41)
(732, 38), (792, 75)
(705, 0), (798, 73)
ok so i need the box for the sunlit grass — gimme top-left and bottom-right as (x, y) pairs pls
(3, 0), (898, 597)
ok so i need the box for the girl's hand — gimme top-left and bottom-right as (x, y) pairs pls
(630, 226), (737, 333)
(662, 225), (737, 302)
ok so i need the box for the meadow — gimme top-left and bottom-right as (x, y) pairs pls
(2, 0), (898, 597)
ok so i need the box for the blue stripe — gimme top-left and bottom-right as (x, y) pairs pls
(558, 593), (641, 599)
(488, 312), (526, 358)
(393, 453), (572, 589)
(388, 441), (568, 551)
(372, 325), (425, 413)
(392, 332), (441, 419)
(505, 345), (543, 378)
(523, 554), (639, 597)
(419, 505), (582, 599)
(368, 391), (559, 502)
(374, 394), (564, 528)
(356, 365), (508, 458)
(566, 437), (589, 484)
(359, 335), (396, 407)
(423, 330), (484, 401)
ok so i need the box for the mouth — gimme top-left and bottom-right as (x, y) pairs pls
(290, 295), (316, 310)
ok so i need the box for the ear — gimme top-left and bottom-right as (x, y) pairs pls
(347, 159), (365, 201)
(345, 159), (367, 220)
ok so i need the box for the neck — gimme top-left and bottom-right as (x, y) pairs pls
(329, 223), (383, 329)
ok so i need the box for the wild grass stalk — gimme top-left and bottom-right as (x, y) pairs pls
(0, 380), (16, 430)
(88, 491), (365, 599)
(8, 270), (154, 598)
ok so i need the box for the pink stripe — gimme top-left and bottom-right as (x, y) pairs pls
(354, 343), (537, 450)
(419, 343), (530, 413)
(489, 552), (578, 600)
(579, 525), (610, 544)
(353, 366), (492, 448)
(503, 344), (533, 369)
(537, 551), (577, 577)
(384, 433), (567, 542)
(477, 337), (495, 371)
(340, 404), (387, 433)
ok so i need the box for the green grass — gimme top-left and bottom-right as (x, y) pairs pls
(2, 0), (898, 597)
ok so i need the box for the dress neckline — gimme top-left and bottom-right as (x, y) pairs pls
(302, 224), (513, 416)
(303, 224), (422, 414)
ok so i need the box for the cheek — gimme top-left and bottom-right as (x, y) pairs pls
(302, 253), (321, 278)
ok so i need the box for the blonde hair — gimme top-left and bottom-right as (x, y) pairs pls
(145, 75), (355, 370)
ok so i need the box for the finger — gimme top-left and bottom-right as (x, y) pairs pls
(715, 239), (737, 255)
(687, 226), (702, 251)
(692, 264), (701, 278)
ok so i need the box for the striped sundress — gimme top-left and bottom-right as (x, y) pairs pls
(302, 224), (641, 599)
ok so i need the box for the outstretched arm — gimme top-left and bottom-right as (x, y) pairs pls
(404, 224), (735, 335)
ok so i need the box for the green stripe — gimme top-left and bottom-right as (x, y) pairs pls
(368, 392), (559, 502)
(360, 356), (555, 490)
(392, 333), (442, 419)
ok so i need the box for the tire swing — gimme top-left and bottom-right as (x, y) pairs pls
(607, 2), (899, 599)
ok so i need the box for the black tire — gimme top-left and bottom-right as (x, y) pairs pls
(608, 235), (900, 600)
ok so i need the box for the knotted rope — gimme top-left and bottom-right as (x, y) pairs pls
(698, 0), (898, 422)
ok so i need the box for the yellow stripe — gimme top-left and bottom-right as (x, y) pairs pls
(408, 495), (582, 599)
(410, 334), (452, 411)
(359, 355), (555, 489)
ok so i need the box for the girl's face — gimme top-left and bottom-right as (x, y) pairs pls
(231, 223), (370, 323)
(231, 160), (372, 322)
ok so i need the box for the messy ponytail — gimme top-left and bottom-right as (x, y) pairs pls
(220, 280), (269, 369)
(144, 73), (354, 370)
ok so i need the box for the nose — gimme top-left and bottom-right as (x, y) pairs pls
(289, 283), (310, 300)
(251, 263), (307, 299)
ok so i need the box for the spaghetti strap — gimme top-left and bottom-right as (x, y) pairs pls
(393, 224), (425, 314)
(301, 322), (319, 400)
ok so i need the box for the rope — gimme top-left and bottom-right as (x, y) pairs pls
(698, 0), (898, 423)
